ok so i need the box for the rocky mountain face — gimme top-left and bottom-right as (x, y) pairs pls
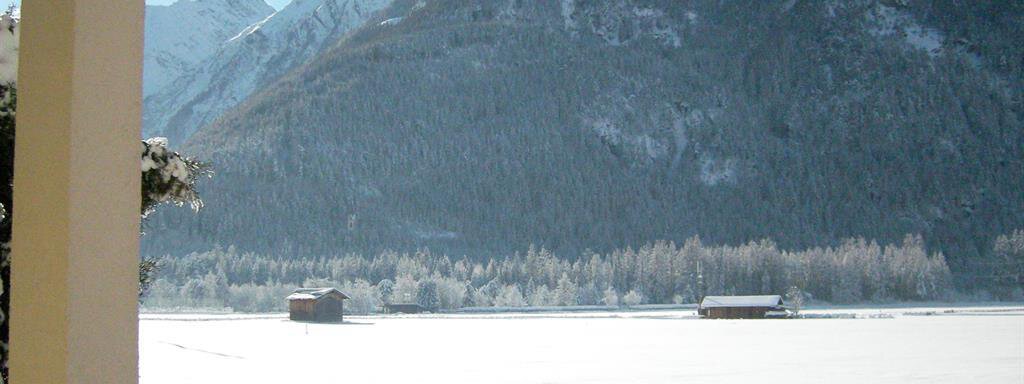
(144, 0), (275, 97)
(143, 0), (393, 144)
(141, 0), (1023, 286)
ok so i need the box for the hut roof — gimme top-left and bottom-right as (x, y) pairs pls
(700, 295), (783, 308)
(286, 287), (350, 301)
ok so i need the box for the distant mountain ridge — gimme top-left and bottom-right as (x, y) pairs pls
(143, 0), (393, 144)
(142, 0), (1024, 286)
(144, 0), (275, 97)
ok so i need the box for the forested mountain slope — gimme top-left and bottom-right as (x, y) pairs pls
(142, 0), (1024, 285)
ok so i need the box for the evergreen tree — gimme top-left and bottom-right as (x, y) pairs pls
(993, 230), (1024, 299)
(416, 280), (440, 311)
(376, 278), (394, 304)
(555, 273), (578, 306)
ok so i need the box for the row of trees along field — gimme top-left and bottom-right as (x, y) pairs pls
(138, 231), (1024, 314)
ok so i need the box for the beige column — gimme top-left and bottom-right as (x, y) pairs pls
(10, 1), (144, 383)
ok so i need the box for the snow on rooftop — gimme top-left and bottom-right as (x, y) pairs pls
(700, 295), (783, 308)
(288, 287), (350, 300)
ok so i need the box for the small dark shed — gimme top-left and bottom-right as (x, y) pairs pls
(699, 295), (786, 319)
(382, 303), (427, 314)
(287, 288), (350, 322)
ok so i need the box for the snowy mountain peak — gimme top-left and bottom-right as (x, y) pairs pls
(144, 0), (275, 97)
(144, 0), (394, 143)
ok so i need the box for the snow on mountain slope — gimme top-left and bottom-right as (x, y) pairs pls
(144, 0), (275, 97)
(139, 0), (1023, 267)
(866, 2), (944, 57)
(560, 0), (684, 48)
(143, 0), (393, 143)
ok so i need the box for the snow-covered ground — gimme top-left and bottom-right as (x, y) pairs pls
(141, 305), (1024, 383)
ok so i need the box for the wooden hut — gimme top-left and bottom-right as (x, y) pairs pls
(698, 295), (786, 319)
(382, 303), (427, 314)
(287, 288), (350, 322)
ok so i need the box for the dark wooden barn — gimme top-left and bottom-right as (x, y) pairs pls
(287, 288), (350, 322)
(699, 295), (786, 319)
(382, 303), (427, 314)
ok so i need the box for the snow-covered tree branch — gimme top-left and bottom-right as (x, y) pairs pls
(141, 137), (210, 217)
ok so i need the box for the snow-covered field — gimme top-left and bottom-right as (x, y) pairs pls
(140, 306), (1024, 383)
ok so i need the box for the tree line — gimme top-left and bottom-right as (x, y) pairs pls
(139, 232), (1020, 314)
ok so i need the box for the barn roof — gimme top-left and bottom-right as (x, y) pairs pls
(286, 287), (350, 301)
(700, 295), (783, 308)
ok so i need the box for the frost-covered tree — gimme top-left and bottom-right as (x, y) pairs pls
(622, 290), (644, 307)
(602, 286), (620, 306)
(494, 284), (526, 307)
(785, 286), (805, 314)
(528, 284), (554, 306)
(302, 277), (333, 288)
(342, 279), (380, 314)
(201, 272), (229, 305)
(392, 274), (418, 304)
(435, 276), (466, 310)
(181, 279), (204, 303)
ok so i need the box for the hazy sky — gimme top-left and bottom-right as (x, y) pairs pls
(8, 0), (293, 11)
(147, 0), (292, 10)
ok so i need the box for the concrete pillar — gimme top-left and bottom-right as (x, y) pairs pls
(10, 1), (143, 383)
